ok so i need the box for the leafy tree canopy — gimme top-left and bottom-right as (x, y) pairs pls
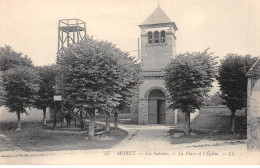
(0, 71), (4, 106)
(57, 37), (141, 113)
(217, 54), (257, 112)
(34, 65), (56, 110)
(0, 45), (33, 71)
(113, 53), (142, 111)
(1, 66), (40, 114)
(164, 49), (218, 113)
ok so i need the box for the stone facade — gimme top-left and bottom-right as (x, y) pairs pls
(134, 5), (178, 125)
(137, 77), (174, 125)
(140, 26), (176, 70)
(247, 58), (260, 151)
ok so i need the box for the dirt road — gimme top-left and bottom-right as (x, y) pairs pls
(0, 124), (258, 164)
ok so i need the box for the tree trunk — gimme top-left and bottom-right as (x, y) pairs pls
(16, 112), (21, 130)
(80, 110), (83, 130)
(184, 112), (190, 135)
(230, 110), (236, 134)
(53, 102), (57, 128)
(88, 109), (95, 141)
(114, 111), (119, 129)
(43, 108), (47, 126)
(105, 112), (110, 134)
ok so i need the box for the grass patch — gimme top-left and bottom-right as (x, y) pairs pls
(169, 129), (246, 145)
(191, 113), (246, 134)
(169, 111), (247, 145)
(0, 121), (128, 152)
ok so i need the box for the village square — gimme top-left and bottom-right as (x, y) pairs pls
(0, 0), (259, 165)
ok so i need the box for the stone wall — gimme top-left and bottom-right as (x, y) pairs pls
(247, 77), (260, 151)
(138, 99), (149, 124)
(140, 26), (176, 70)
(137, 78), (175, 125)
(165, 102), (174, 125)
(174, 109), (200, 125)
(200, 106), (246, 115)
(130, 88), (139, 124)
(138, 78), (164, 125)
(138, 79), (166, 98)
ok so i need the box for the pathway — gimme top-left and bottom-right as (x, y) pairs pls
(0, 123), (257, 164)
(112, 124), (174, 151)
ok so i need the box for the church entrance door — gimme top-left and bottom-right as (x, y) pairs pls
(148, 89), (166, 124)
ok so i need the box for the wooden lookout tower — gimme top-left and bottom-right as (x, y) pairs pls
(57, 19), (87, 52)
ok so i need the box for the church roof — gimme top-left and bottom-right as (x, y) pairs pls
(140, 6), (175, 27)
(247, 58), (260, 77)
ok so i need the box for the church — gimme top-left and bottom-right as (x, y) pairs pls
(132, 4), (178, 125)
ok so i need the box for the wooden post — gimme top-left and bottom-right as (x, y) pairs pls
(73, 27), (75, 44)
(53, 102), (57, 128)
(84, 22), (86, 40)
(174, 109), (178, 125)
(138, 37), (140, 59)
(58, 21), (60, 52)
(67, 20), (69, 47)
(77, 19), (79, 43)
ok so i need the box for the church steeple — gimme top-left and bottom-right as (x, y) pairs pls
(138, 3), (178, 70)
(135, 2), (179, 125)
(139, 4), (177, 30)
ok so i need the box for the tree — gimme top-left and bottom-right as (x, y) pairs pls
(34, 65), (56, 125)
(216, 54), (257, 134)
(203, 91), (224, 106)
(164, 49), (217, 134)
(0, 71), (5, 106)
(0, 45), (33, 106)
(1, 66), (40, 130)
(112, 60), (141, 130)
(0, 45), (33, 71)
(57, 37), (141, 139)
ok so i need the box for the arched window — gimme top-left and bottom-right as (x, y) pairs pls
(161, 30), (166, 43)
(148, 32), (153, 44)
(154, 31), (159, 43)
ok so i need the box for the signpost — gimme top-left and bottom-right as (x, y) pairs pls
(54, 95), (62, 101)
(53, 95), (62, 128)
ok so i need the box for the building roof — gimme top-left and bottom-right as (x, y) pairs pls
(247, 58), (260, 77)
(139, 6), (174, 26)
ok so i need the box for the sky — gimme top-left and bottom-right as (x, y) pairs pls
(0, 0), (260, 93)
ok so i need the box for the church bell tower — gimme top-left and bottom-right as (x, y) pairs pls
(134, 4), (178, 125)
(138, 4), (178, 70)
